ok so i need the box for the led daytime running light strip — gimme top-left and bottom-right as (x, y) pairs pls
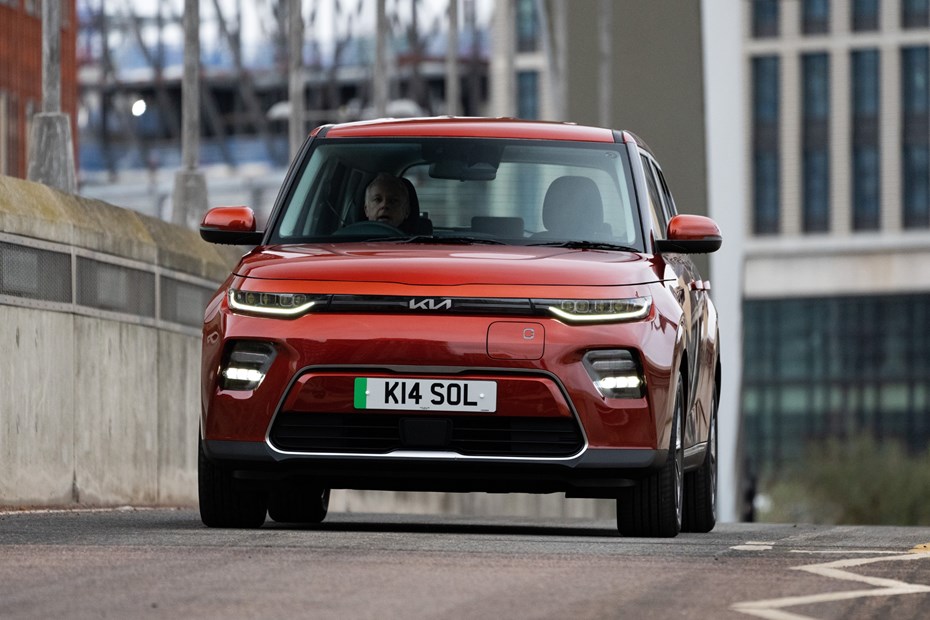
(547, 296), (651, 323)
(228, 289), (317, 317)
(223, 367), (265, 383)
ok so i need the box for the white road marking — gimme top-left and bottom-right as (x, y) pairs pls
(790, 549), (902, 555)
(730, 540), (776, 551)
(731, 545), (930, 620)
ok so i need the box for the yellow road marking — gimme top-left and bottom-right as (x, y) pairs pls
(910, 543), (930, 554)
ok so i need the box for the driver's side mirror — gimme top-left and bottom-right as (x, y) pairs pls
(655, 214), (722, 254)
(200, 206), (264, 245)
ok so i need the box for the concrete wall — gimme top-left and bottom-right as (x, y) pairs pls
(0, 175), (614, 519)
(0, 174), (236, 507)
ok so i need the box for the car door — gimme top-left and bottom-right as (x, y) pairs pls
(642, 153), (706, 449)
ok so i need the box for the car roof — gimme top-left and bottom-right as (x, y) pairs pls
(314, 117), (622, 143)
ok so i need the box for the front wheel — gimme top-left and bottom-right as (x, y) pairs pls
(617, 377), (684, 538)
(198, 440), (267, 529)
(683, 391), (718, 533)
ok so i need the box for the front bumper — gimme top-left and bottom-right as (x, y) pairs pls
(201, 288), (681, 499)
(203, 439), (667, 497)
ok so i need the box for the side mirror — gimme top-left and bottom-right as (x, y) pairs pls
(199, 206), (264, 245)
(655, 214), (722, 254)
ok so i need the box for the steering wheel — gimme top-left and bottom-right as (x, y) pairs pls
(332, 220), (405, 236)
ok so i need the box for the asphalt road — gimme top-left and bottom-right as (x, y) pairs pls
(2, 508), (930, 619)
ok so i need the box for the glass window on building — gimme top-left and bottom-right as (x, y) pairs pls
(852, 50), (881, 230)
(516, 71), (539, 120)
(853, 0), (881, 30)
(803, 0), (831, 34)
(742, 294), (930, 478)
(853, 147), (881, 230)
(753, 56), (780, 235)
(902, 0), (930, 28)
(802, 53), (830, 233)
(902, 47), (930, 229)
(753, 0), (779, 37)
(515, 0), (540, 53)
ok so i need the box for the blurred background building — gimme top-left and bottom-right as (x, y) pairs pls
(740, 0), (930, 486)
(0, 0), (79, 179)
(72, 0), (489, 219)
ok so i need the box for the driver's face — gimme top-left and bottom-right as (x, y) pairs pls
(364, 180), (410, 227)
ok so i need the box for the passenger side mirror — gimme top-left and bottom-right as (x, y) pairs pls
(655, 214), (722, 254)
(200, 206), (264, 245)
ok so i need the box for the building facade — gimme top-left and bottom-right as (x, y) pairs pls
(488, 0), (561, 122)
(742, 0), (930, 478)
(0, 0), (78, 178)
(487, 0), (742, 518)
(489, 0), (930, 517)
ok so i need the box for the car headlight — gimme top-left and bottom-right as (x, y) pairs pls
(583, 350), (645, 398)
(539, 296), (652, 324)
(227, 289), (321, 317)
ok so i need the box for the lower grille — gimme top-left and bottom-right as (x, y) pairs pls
(269, 412), (584, 457)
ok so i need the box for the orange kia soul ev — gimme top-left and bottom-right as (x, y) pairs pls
(199, 117), (722, 537)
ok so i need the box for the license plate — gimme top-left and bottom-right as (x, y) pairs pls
(354, 378), (497, 412)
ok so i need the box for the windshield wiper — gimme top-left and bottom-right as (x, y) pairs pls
(378, 235), (507, 245)
(528, 240), (639, 252)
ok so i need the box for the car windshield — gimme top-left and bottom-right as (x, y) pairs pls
(268, 137), (645, 252)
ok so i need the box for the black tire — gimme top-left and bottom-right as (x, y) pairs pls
(617, 377), (684, 538)
(683, 391), (718, 533)
(198, 441), (267, 529)
(268, 486), (331, 524)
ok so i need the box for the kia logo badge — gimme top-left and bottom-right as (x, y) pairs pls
(408, 298), (453, 311)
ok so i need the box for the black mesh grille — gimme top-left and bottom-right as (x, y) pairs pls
(160, 276), (214, 327)
(76, 257), (155, 316)
(269, 412), (584, 457)
(0, 242), (71, 302)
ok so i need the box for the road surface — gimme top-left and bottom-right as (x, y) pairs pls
(2, 508), (929, 619)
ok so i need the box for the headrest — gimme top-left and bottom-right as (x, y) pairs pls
(542, 176), (604, 236)
(399, 178), (432, 234)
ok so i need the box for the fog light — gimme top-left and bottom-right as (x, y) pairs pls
(219, 341), (276, 390)
(598, 375), (641, 391)
(583, 350), (645, 398)
(223, 367), (265, 384)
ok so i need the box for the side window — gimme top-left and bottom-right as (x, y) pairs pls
(279, 154), (329, 238)
(278, 154), (351, 238)
(641, 155), (668, 240)
(654, 164), (678, 218)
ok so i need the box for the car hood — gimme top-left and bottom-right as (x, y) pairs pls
(235, 244), (663, 287)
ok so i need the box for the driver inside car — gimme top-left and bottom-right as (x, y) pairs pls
(364, 173), (410, 228)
